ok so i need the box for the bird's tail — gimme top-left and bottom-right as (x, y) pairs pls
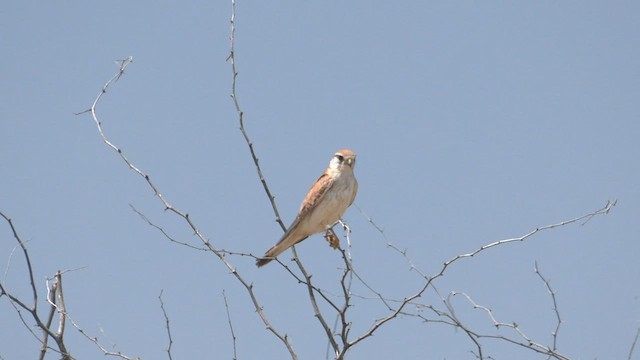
(255, 255), (274, 267)
(255, 241), (289, 267)
(255, 234), (308, 267)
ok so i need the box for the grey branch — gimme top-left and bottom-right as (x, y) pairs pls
(534, 261), (563, 354)
(222, 290), (238, 360)
(347, 200), (616, 352)
(158, 290), (174, 360)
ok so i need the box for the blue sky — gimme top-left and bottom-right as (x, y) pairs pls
(1, 1), (639, 359)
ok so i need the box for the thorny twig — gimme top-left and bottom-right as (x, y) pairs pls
(73, 4), (299, 360)
(447, 291), (570, 360)
(77, 64), (297, 358)
(225, 0), (298, 357)
(223, 290), (238, 360)
(227, 0), (285, 234)
(0, 212), (73, 359)
(158, 290), (174, 360)
(130, 205), (208, 252)
(226, 0), (342, 357)
(347, 200), (616, 350)
(534, 262), (562, 355)
(65, 0), (619, 358)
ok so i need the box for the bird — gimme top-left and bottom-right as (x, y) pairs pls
(256, 149), (358, 267)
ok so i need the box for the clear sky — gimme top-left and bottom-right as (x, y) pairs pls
(1, 1), (639, 359)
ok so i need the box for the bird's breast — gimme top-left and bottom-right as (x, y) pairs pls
(301, 173), (357, 234)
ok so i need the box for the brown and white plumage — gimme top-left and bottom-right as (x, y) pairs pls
(256, 149), (358, 267)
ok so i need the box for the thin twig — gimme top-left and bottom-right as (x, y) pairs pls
(224, 0), (296, 356)
(355, 204), (429, 280)
(130, 205), (208, 251)
(0, 212), (39, 308)
(534, 262), (562, 354)
(226, 0), (342, 357)
(293, 249), (340, 355)
(450, 291), (571, 359)
(77, 60), (297, 358)
(74, 11), (298, 359)
(347, 200), (616, 349)
(335, 249), (353, 360)
(66, 316), (139, 360)
(443, 292), (485, 358)
(158, 290), (174, 360)
(226, 2), (299, 355)
(228, 0), (285, 234)
(629, 327), (640, 360)
(0, 212), (74, 359)
(222, 290), (238, 360)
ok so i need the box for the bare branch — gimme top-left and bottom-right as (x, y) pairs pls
(40, 280), (57, 360)
(225, 0), (298, 356)
(443, 292), (485, 358)
(440, 200), (616, 274)
(227, 0), (285, 233)
(448, 291), (570, 360)
(629, 327), (640, 360)
(534, 262), (562, 354)
(66, 316), (140, 360)
(355, 204), (428, 279)
(158, 290), (174, 360)
(348, 200), (616, 349)
(42, 271), (70, 358)
(0, 211), (74, 359)
(222, 290), (238, 360)
(0, 212), (39, 308)
(73, 13), (298, 357)
(335, 249), (354, 360)
(130, 205), (208, 251)
(225, 0), (343, 357)
(291, 248), (340, 355)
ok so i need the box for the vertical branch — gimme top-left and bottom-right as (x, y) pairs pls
(534, 262), (562, 353)
(54, 272), (67, 340)
(295, 258), (340, 355)
(44, 272), (71, 359)
(40, 280), (58, 360)
(1, 211), (72, 359)
(335, 249), (354, 360)
(227, 0), (285, 233)
(0, 212), (39, 308)
(71, 6), (299, 359)
(77, 60), (299, 359)
(224, 2), (299, 358)
(222, 290), (238, 360)
(226, 3), (352, 358)
(226, 4), (342, 355)
(158, 290), (174, 360)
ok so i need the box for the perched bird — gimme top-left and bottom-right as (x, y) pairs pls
(256, 149), (358, 267)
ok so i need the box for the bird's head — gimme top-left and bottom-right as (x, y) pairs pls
(329, 149), (357, 171)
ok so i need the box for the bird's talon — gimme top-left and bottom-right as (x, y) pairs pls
(324, 231), (341, 249)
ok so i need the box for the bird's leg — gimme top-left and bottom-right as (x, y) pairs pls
(337, 219), (352, 251)
(337, 219), (351, 234)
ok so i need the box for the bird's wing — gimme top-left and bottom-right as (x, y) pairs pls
(256, 173), (334, 266)
(297, 172), (333, 219)
(349, 177), (358, 206)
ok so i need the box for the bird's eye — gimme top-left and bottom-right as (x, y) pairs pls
(335, 155), (344, 162)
